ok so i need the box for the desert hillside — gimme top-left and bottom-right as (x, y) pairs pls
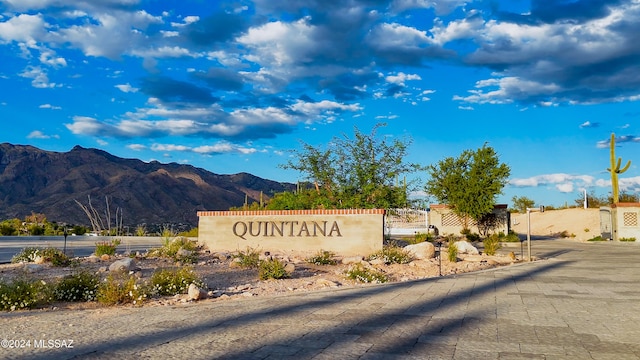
(511, 208), (601, 241)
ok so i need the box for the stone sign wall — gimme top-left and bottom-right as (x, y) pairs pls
(610, 202), (640, 241)
(197, 209), (385, 256)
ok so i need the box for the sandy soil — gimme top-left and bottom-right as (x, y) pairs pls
(511, 208), (601, 241)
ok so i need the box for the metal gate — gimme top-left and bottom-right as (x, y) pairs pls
(600, 207), (612, 240)
(385, 208), (429, 236)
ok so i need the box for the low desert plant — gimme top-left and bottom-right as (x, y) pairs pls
(94, 239), (121, 257)
(410, 232), (434, 244)
(11, 247), (70, 267)
(620, 237), (636, 242)
(148, 236), (199, 263)
(54, 271), (99, 302)
(96, 274), (148, 305)
(500, 231), (520, 242)
(483, 234), (501, 256)
(151, 267), (203, 296)
(306, 250), (337, 265)
(0, 278), (52, 311)
(345, 264), (388, 283)
(447, 242), (458, 262)
(11, 247), (41, 263)
(233, 247), (261, 268)
(465, 232), (481, 242)
(587, 236), (605, 242)
(259, 258), (289, 280)
(367, 245), (412, 264)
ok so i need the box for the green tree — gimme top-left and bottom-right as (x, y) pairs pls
(511, 195), (535, 213)
(425, 144), (510, 232)
(276, 123), (420, 209)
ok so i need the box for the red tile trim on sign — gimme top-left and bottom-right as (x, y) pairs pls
(197, 209), (386, 217)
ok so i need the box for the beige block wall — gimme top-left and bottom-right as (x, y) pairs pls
(198, 209), (385, 257)
(611, 203), (640, 241)
(429, 204), (509, 235)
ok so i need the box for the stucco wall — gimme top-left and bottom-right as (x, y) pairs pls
(611, 203), (640, 241)
(429, 204), (509, 236)
(198, 209), (385, 256)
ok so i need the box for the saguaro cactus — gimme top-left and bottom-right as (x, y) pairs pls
(608, 133), (631, 203)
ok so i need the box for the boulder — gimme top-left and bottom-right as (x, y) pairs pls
(404, 242), (436, 260)
(284, 263), (296, 274)
(187, 283), (208, 301)
(454, 241), (479, 255)
(109, 258), (136, 273)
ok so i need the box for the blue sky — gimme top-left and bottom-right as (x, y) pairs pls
(1, 0), (639, 208)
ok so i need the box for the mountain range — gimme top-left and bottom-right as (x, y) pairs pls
(0, 143), (295, 228)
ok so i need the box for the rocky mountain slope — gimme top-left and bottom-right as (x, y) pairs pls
(0, 143), (295, 227)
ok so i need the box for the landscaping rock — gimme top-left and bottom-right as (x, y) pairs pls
(187, 283), (207, 301)
(454, 241), (480, 255)
(109, 258), (136, 273)
(23, 263), (44, 273)
(404, 242), (436, 260)
(284, 263), (296, 274)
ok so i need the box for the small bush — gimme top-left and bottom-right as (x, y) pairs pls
(233, 247), (261, 268)
(367, 245), (412, 264)
(483, 234), (501, 256)
(345, 264), (388, 283)
(500, 231), (520, 242)
(410, 232), (434, 244)
(584, 228), (590, 233)
(11, 247), (41, 263)
(306, 250), (337, 265)
(0, 278), (51, 311)
(587, 236), (605, 242)
(54, 271), (99, 302)
(95, 239), (121, 257)
(96, 274), (148, 306)
(447, 243), (458, 262)
(465, 233), (481, 242)
(148, 237), (199, 263)
(151, 267), (203, 296)
(259, 258), (289, 280)
(11, 247), (70, 267)
(620, 237), (636, 242)
(558, 230), (570, 238)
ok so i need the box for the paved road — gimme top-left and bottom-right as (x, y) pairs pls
(0, 236), (168, 262)
(1, 239), (639, 359)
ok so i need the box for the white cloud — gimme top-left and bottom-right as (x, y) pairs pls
(126, 144), (146, 151)
(510, 173), (595, 188)
(19, 66), (58, 88)
(0, 13), (45, 43)
(39, 103), (61, 109)
(26, 130), (59, 139)
(385, 72), (421, 86)
(115, 83), (139, 93)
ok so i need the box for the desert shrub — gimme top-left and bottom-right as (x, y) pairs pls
(620, 237), (636, 242)
(11, 247), (69, 267)
(500, 231), (520, 242)
(306, 250), (337, 265)
(96, 274), (148, 306)
(0, 278), (52, 311)
(345, 264), (388, 283)
(148, 236), (199, 263)
(233, 247), (261, 268)
(259, 258), (289, 280)
(151, 267), (203, 296)
(483, 234), (501, 256)
(587, 236), (605, 242)
(95, 239), (121, 257)
(40, 247), (71, 267)
(558, 230), (571, 238)
(367, 245), (412, 264)
(447, 242), (458, 262)
(178, 228), (198, 237)
(465, 232), (481, 242)
(54, 271), (99, 302)
(10, 247), (41, 263)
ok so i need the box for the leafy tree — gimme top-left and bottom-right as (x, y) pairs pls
(276, 123), (420, 209)
(576, 190), (639, 208)
(425, 144), (510, 232)
(511, 195), (535, 213)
